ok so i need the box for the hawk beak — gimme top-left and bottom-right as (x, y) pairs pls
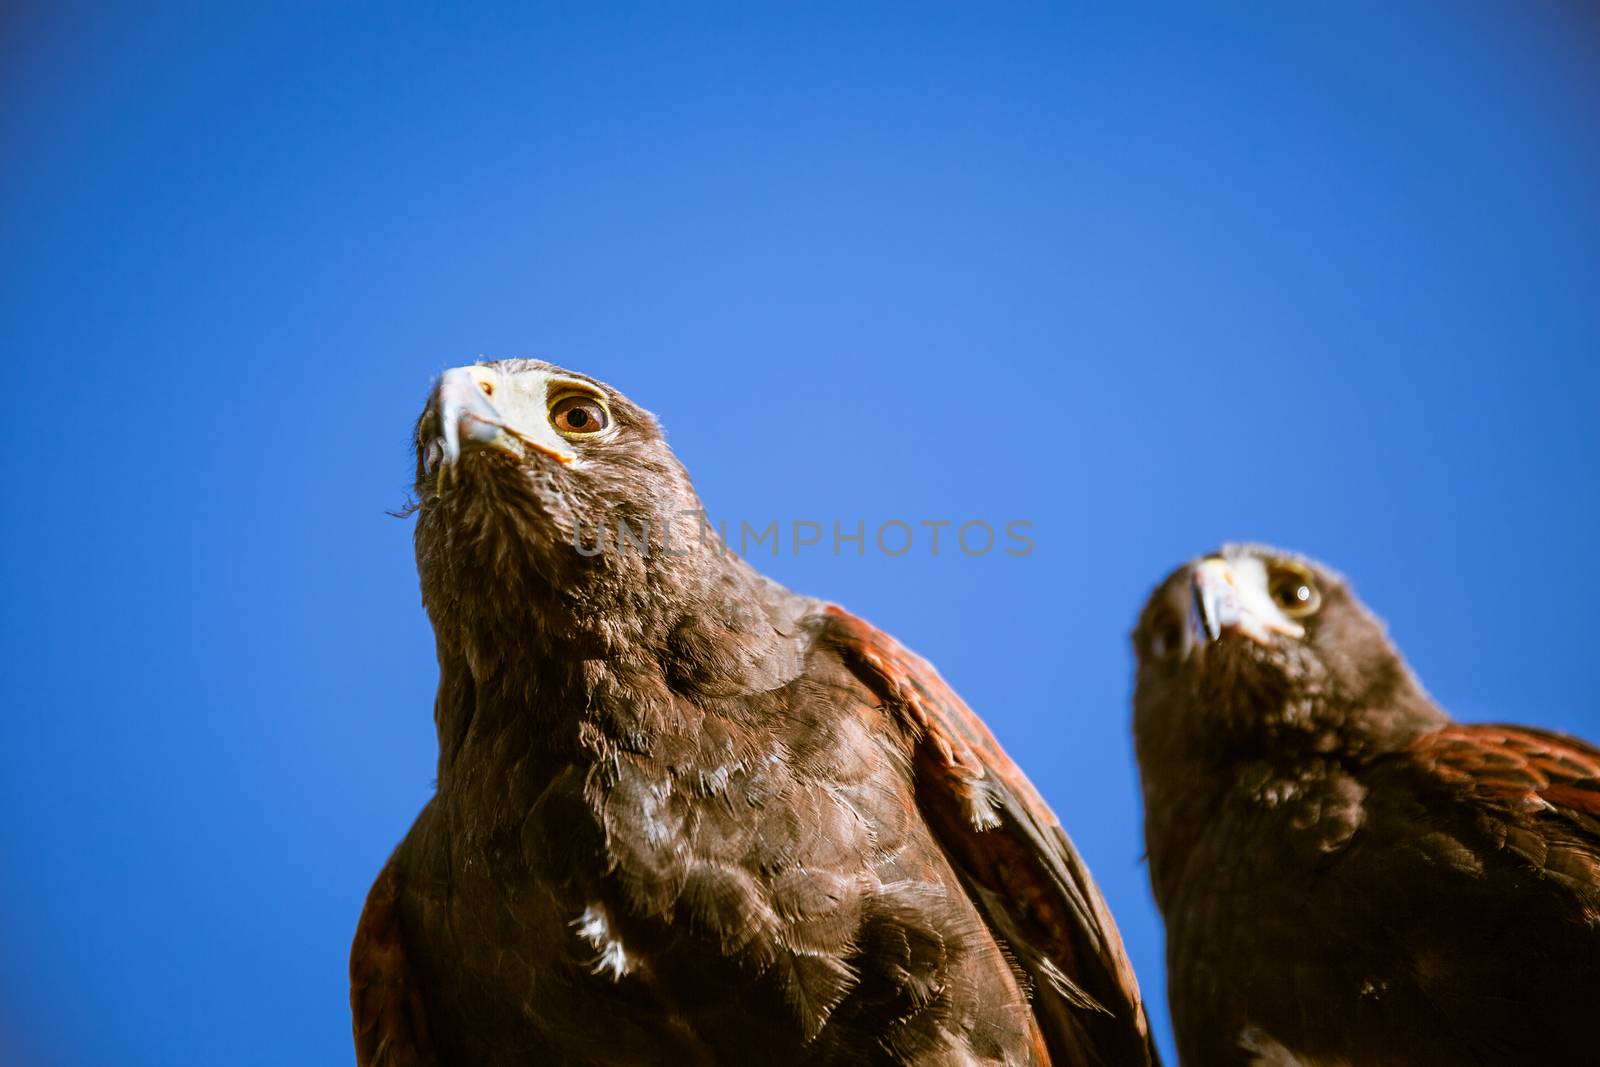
(424, 367), (574, 485)
(433, 367), (517, 468)
(1189, 558), (1304, 648)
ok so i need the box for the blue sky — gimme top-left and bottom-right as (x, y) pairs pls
(2, 5), (1597, 1064)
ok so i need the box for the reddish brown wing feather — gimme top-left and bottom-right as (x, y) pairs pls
(1412, 723), (1600, 905)
(823, 606), (1158, 1067)
(350, 857), (437, 1067)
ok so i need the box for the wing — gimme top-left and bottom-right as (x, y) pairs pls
(822, 606), (1159, 1067)
(1409, 723), (1600, 907)
(350, 854), (438, 1067)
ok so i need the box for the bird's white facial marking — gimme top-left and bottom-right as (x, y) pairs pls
(573, 903), (635, 980)
(445, 364), (581, 466)
(1190, 556), (1305, 649)
(1223, 558), (1304, 634)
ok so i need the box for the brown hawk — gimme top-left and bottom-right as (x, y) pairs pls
(351, 360), (1157, 1066)
(1133, 544), (1599, 1066)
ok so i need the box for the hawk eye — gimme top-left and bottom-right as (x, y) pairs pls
(1267, 561), (1321, 618)
(1146, 608), (1183, 661)
(549, 392), (611, 438)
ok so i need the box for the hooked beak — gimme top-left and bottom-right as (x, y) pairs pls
(1189, 558), (1304, 648)
(433, 367), (516, 469)
(422, 366), (574, 484)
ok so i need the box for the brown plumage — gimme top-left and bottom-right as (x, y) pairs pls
(1132, 544), (1600, 1067)
(351, 359), (1156, 1066)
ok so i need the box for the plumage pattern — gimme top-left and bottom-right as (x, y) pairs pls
(1132, 544), (1600, 1067)
(352, 359), (1155, 1066)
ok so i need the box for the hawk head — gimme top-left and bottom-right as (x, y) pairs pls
(1131, 544), (1442, 771)
(409, 359), (723, 662)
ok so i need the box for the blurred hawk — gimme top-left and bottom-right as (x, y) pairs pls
(1133, 544), (1599, 1066)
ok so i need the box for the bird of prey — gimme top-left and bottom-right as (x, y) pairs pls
(351, 359), (1156, 1066)
(1132, 543), (1600, 1067)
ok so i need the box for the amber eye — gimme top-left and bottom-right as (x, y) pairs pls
(549, 392), (611, 438)
(1267, 561), (1322, 618)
